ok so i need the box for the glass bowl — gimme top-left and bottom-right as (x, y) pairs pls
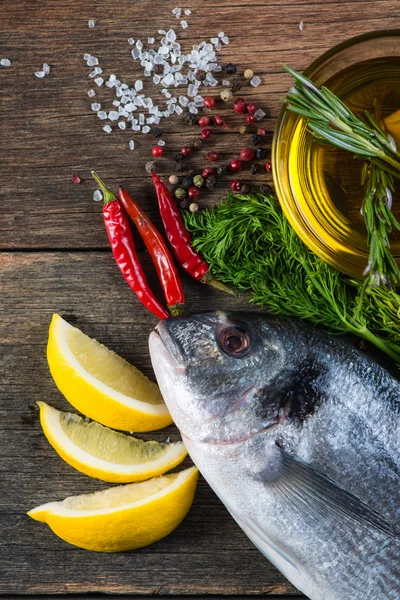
(272, 30), (400, 279)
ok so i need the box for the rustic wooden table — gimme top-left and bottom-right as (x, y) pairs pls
(1, 0), (399, 597)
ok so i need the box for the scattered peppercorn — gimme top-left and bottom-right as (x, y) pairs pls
(202, 167), (215, 178)
(151, 127), (163, 138)
(230, 79), (242, 92)
(206, 151), (219, 162)
(181, 175), (193, 189)
(228, 159), (243, 172)
(231, 179), (243, 192)
(196, 69), (207, 81)
(240, 183), (251, 194)
(145, 161), (155, 174)
(181, 145), (192, 157)
(174, 153), (184, 162)
(246, 115), (256, 124)
(71, 174), (82, 184)
(240, 147), (255, 161)
(201, 128), (212, 140)
(251, 163), (261, 175)
(180, 199), (189, 210)
(252, 133), (262, 146)
(188, 168), (196, 176)
(153, 64), (164, 75)
(255, 147), (268, 160)
(265, 160), (272, 172)
(214, 115), (228, 128)
(189, 202), (199, 213)
(257, 128), (266, 136)
(220, 89), (233, 102)
(246, 103), (257, 115)
(205, 175), (217, 189)
(198, 115), (210, 127)
(185, 113), (198, 125)
(175, 187), (187, 200)
(152, 145), (164, 157)
(216, 165), (228, 176)
(188, 186), (200, 200)
(192, 138), (203, 150)
(233, 98), (247, 114)
(203, 97), (216, 109)
(225, 63), (237, 75)
(193, 175), (205, 188)
(259, 183), (272, 195)
(169, 175), (179, 185)
(240, 124), (249, 135)
(244, 69), (254, 80)
(176, 161), (185, 172)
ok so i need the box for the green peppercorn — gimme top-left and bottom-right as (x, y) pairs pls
(193, 175), (205, 188)
(225, 63), (237, 75)
(175, 187), (187, 200)
(169, 175), (179, 185)
(205, 175), (217, 189)
(252, 133), (262, 146)
(240, 124), (249, 135)
(145, 161), (155, 174)
(181, 175), (193, 189)
(259, 183), (272, 195)
(251, 163), (261, 175)
(216, 165), (228, 176)
(196, 69), (207, 81)
(220, 89), (233, 103)
(255, 147), (268, 160)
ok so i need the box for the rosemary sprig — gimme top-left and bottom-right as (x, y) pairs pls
(183, 192), (400, 364)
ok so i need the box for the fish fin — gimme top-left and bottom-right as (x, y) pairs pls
(259, 446), (400, 542)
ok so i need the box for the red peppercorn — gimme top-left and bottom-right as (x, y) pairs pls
(206, 151), (219, 162)
(181, 146), (192, 157)
(152, 145), (164, 157)
(198, 115), (211, 127)
(202, 167), (215, 178)
(257, 129), (266, 136)
(71, 173), (82, 184)
(231, 179), (243, 192)
(228, 159), (243, 172)
(233, 98), (247, 114)
(188, 186), (200, 200)
(246, 115), (256, 124)
(240, 147), (255, 162)
(246, 103), (257, 115)
(265, 160), (272, 172)
(213, 115), (228, 128)
(203, 97), (216, 109)
(201, 128), (212, 140)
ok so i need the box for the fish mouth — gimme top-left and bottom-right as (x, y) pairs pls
(151, 320), (187, 370)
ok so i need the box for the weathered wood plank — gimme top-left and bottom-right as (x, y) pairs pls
(1, 0), (400, 248)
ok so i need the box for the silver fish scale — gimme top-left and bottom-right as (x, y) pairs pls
(149, 312), (400, 600)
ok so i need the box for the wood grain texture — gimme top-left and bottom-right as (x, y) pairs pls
(1, 0), (399, 596)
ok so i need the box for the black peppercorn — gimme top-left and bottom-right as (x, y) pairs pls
(216, 165), (228, 176)
(205, 175), (217, 189)
(188, 168), (195, 176)
(192, 138), (203, 150)
(251, 163), (261, 175)
(252, 133), (262, 146)
(181, 175), (193, 189)
(176, 161), (186, 172)
(185, 112), (198, 125)
(255, 147), (268, 160)
(259, 183), (272, 195)
(196, 69), (207, 81)
(230, 78), (242, 92)
(174, 153), (184, 162)
(179, 199), (190, 210)
(151, 127), (163, 138)
(225, 63), (237, 75)
(153, 64), (164, 75)
(240, 183), (251, 194)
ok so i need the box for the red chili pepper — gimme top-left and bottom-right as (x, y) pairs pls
(151, 172), (235, 296)
(91, 172), (169, 321)
(118, 186), (184, 316)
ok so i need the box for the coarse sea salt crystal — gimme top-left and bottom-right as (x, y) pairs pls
(83, 53), (90, 60)
(91, 102), (101, 111)
(148, 37), (155, 44)
(128, 38), (135, 45)
(103, 125), (112, 133)
(254, 108), (265, 121)
(222, 80), (230, 86)
(158, 29), (166, 35)
(221, 36), (229, 44)
(129, 140), (135, 149)
(153, 75), (161, 84)
(218, 31), (225, 37)
(299, 21), (304, 31)
(250, 75), (261, 87)
(139, 114), (145, 125)
(93, 189), (103, 201)
(87, 56), (99, 67)
(43, 63), (50, 74)
(108, 110), (120, 121)
(175, 105), (183, 115)
(88, 19), (95, 28)
(118, 121), (127, 130)
(135, 80), (143, 91)
(158, 139), (165, 146)
(142, 125), (150, 133)
(181, 20), (188, 29)
(184, 8), (191, 15)
(113, 99), (121, 107)
(87, 89), (95, 97)
(94, 77), (104, 86)
(166, 29), (176, 42)
(35, 71), (45, 78)
(97, 111), (107, 120)
(132, 48), (141, 59)
(132, 124), (141, 131)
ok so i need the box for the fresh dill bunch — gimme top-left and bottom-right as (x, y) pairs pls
(183, 192), (400, 363)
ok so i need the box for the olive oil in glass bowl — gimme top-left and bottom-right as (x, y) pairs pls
(272, 31), (400, 279)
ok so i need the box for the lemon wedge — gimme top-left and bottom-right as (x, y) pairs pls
(28, 466), (198, 552)
(38, 402), (187, 483)
(47, 314), (172, 432)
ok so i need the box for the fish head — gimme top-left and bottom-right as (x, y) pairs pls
(149, 311), (312, 444)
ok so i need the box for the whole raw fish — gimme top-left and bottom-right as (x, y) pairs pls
(149, 311), (400, 600)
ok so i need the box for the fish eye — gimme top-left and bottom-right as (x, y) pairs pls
(219, 327), (250, 357)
